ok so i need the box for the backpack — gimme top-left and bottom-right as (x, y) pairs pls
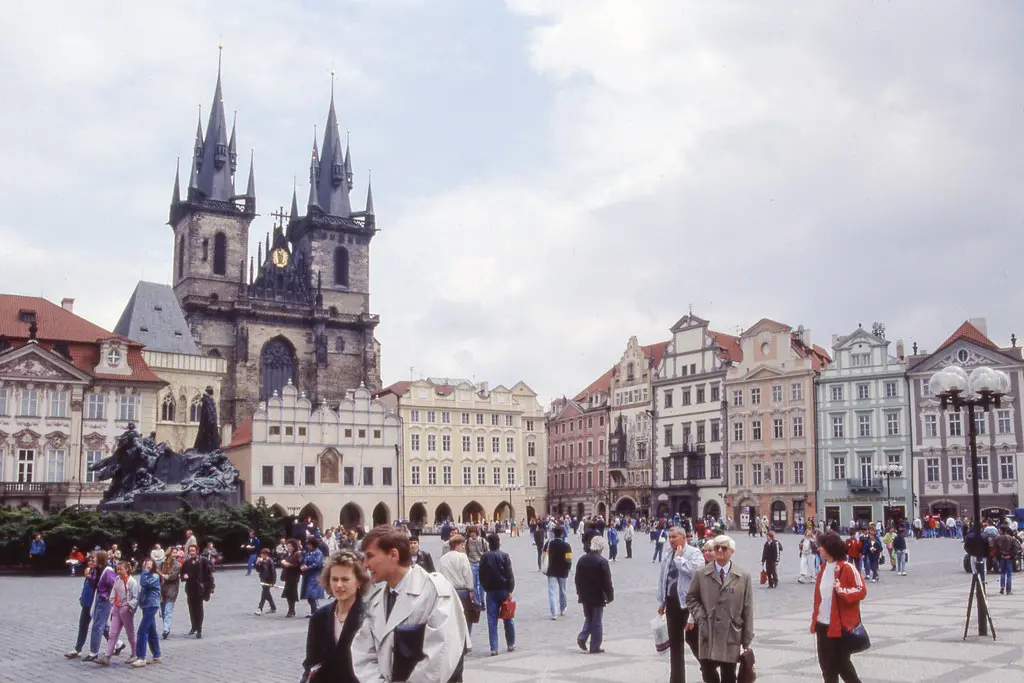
(540, 541), (551, 575)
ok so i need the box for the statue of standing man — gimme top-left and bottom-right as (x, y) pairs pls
(193, 386), (221, 453)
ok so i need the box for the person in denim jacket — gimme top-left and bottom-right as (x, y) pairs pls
(301, 539), (326, 617)
(134, 558), (162, 666)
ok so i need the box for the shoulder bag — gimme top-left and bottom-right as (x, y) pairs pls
(540, 540), (551, 575)
(833, 565), (870, 654)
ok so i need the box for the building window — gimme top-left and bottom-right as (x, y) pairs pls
(750, 388), (761, 405)
(663, 458), (672, 482)
(507, 467), (516, 485)
(529, 441), (537, 458)
(177, 235), (185, 278)
(269, 426), (281, 436)
(442, 465), (451, 485)
(118, 395), (138, 421)
(663, 424), (673, 447)
(477, 436), (485, 453)
(925, 458), (940, 482)
(50, 390), (69, 418)
(774, 461), (784, 486)
(410, 409), (420, 422)
(462, 436), (471, 452)
(211, 232), (227, 275)
(662, 389), (674, 408)
(924, 414), (938, 438)
(0, 387), (9, 416)
(259, 465), (275, 486)
(791, 383), (803, 401)
(886, 412), (899, 436)
(998, 410), (1013, 434)
(771, 385), (782, 403)
(772, 418), (784, 439)
(463, 466), (472, 485)
(751, 420), (762, 441)
(529, 469), (537, 487)
(506, 437), (514, 453)
(382, 467), (393, 487)
(752, 463), (762, 486)
(461, 412), (470, 425)
(491, 414), (499, 426)
(884, 381), (898, 398)
(504, 414), (513, 427)
(1000, 454), (1015, 481)
(921, 378), (932, 397)
(19, 389), (39, 416)
(732, 390), (743, 407)
(948, 412), (962, 437)
(427, 435), (436, 452)
(950, 456), (964, 481)
(333, 246), (349, 286)
(857, 383), (869, 400)
(285, 426), (294, 437)
(477, 466), (486, 485)
(493, 466), (501, 485)
(696, 386), (706, 404)
(44, 449), (67, 482)
(372, 429), (379, 439)
(305, 466), (316, 486)
(711, 385), (720, 402)
(792, 415), (804, 438)
(476, 413), (484, 425)
(681, 389), (691, 406)
(710, 421), (721, 442)
(733, 422), (744, 442)
(427, 465), (437, 485)
(427, 411), (435, 423)
(858, 414), (871, 438)
(283, 465), (296, 486)
(343, 466), (354, 486)
(85, 450), (103, 483)
(831, 415), (845, 439)
(733, 464), (744, 488)
(830, 385), (844, 402)
(710, 454), (721, 479)
(851, 353), (869, 367)
(793, 460), (804, 484)
(492, 437), (500, 453)
(442, 435), (451, 452)
(974, 412), (987, 436)
(410, 434), (420, 451)
(526, 419), (535, 431)
(411, 465), (420, 486)
(977, 456), (990, 481)
(832, 455), (847, 480)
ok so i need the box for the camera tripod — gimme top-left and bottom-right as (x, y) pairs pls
(963, 567), (996, 641)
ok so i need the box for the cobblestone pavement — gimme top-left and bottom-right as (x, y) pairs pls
(6, 531), (1024, 682)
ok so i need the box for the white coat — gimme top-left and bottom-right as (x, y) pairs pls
(352, 564), (468, 683)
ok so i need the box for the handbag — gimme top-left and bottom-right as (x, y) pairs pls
(650, 613), (671, 653)
(738, 647), (757, 683)
(540, 541), (551, 575)
(834, 568), (870, 654)
(759, 569), (768, 585)
(498, 597), (516, 620)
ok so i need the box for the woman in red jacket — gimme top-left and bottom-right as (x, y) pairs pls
(811, 531), (866, 683)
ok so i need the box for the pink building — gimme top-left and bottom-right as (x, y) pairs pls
(546, 370), (611, 518)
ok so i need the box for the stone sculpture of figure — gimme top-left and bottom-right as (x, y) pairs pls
(193, 386), (220, 453)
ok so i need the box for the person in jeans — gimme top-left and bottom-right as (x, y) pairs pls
(659, 527), (705, 683)
(893, 528), (908, 576)
(478, 533), (515, 656)
(993, 525), (1022, 595)
(254, 548), (278, 614)
(862, 529), (883, 583)
(575, 535), (613, 654)
(65, 553), (98, 659)
(465, 526), (487, 608)
(544, 526), (573, 619)
(133, 558), (162, 667)
(652, 527), (668, 563)
(84, 550), (124, 662)
(623, 521), (635, 559)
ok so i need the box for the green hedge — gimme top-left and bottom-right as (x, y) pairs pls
(0, 497), (288, 570)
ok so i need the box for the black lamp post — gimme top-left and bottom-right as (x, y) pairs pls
(929, 364), (1009, 640)
(874, 463), (904, 527)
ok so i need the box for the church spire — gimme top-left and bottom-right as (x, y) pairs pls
(195, 47), (234, 202)
(229, 112), (238, 174)
(364, 172), (375, 230)
(312, 79), (353, 218)
(307, 128), (319, 209)
(290, 178), (299, 220)
(171, 159), (181, 206)
(344, 132), (353, 190)
(244, 150), (256, 213)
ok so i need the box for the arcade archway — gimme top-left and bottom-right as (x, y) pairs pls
(372, 502), (390, 527)
(340, 503), (364, 528)
(298, 502), (322, 530)
(493, 501), (513, 521)
(462, 501), (485, 524)
(409, 503), (428, 528)
(614, 496), (637, 516)
(435, 502), (453, 524)
(703, 500), (722, 520)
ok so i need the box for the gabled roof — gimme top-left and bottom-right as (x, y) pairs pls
(742, 318), (791, 336)
(790, 336), (832, 370)
(934, 320), (1000, 355)
(573, 366), (614, 402)
(114, 282), (199, 355)
(0, 295), (121, 343)
(709, 331), (743, 363)
(644, 341), (670, 369)
(229, 416), (253, 448)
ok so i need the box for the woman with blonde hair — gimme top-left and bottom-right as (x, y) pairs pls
(302, 551), (370, 682)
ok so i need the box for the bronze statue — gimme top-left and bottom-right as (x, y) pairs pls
(193, 386), (221, 453)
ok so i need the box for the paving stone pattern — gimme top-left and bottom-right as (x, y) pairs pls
(5, 532), (1024, 682)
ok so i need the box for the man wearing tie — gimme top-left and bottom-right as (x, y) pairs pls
(352, 525), (468, 682)
(657, 527), (705, 683)
(685, 535), (754, 683)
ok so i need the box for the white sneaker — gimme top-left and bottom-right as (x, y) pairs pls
(131, 659), (146, 668)
(551, 615), (558, 620)
(254, 609), (263, 616)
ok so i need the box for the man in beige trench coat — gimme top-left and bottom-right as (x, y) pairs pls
(685, 535), (754, 683)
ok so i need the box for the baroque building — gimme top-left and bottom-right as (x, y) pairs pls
(607, 337), (669, 518)
(169, 59), (380, 429)
(0, 296), (165, 511)
(226, 383), (400, 530)
(546, 378), (611, 519)
(724, 319), (830, 531)
(376, 379), (546, 527)
(652, 313), (741, 521)
(815, 323), (911, 528)
(907, 320), (1022, 519)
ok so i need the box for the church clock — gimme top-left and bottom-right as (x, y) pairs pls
(271, 248), (290, 268)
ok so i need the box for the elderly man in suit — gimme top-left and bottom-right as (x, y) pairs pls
(352, 525), (468, 683)
(658, 526), (705, 683)
(685, 535), (754, 683)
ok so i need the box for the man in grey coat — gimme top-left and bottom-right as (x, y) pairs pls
(685, 535), (753, 683)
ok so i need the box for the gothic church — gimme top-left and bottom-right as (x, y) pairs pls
(168, 60), (381, 427)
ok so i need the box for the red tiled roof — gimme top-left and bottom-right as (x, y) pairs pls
(573, 366), (614, 402)
(934, 321), (1000, 355)
(0, 295), (125, 343)
(643, 340), (670, 369)
(375, 381), (411, 398)
(709, 331), (743, 363)
(229, 416), (253, 448)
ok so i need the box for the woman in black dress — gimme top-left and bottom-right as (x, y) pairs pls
(280, 539), (303, 618)
(302, 550), (370, 683)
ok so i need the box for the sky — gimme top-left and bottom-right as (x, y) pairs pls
(1, 1), (1022, 406)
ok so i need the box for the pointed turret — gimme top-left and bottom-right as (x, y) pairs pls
(171, 159), (181, 206)
(312, 90), (353, 218)
(192, 114), (204, 172)
(195, 51), (234, 202)
(344, 134), (353, 190)
(257, 241), (262, 269)
(307, 130), (320, 209)
(365, 172), (374, 215)
(290, 181), (299, 220)
(244, 151), (256, 213)
(229, 112), (238, 174)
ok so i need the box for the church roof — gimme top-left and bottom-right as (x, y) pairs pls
(114, 282), (199, 354)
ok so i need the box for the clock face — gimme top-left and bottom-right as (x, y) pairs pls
(272, 248), (290, 268)
(107, 348), (122, 366)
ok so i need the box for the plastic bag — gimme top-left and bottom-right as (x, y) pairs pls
(651, 613), (670, 653)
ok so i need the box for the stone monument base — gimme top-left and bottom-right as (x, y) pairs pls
(99, 488), (241, 514)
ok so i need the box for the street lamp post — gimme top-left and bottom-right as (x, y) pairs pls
(929, 364), (1009, 640)
(501, 484), (521, 522)
(874, 463), (904, 527)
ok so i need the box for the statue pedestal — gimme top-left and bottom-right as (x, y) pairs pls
(99, 488), (242, 514)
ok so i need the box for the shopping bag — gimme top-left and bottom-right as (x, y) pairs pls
(499, 597), (516, 620)
(651, 614), (671, 653)
(759, 569), (768, 585)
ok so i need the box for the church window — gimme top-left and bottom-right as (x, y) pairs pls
(260, 337), (296, 400)
(334, 247), (349, 287)
(201, 238), (209, 262)
(177, 236), (185, 278)
(213, 232), (227, 276)
(161, 394), (176, 422)
(189, 396), (202, 423)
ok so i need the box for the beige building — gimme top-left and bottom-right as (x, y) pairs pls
(115, 282), (227, 452)
(0, 296), (165, 511)
(724, 319), (831, 530)
(376, 378), (547, 527)
(226, 382), (401, 530)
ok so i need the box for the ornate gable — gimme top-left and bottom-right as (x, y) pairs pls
(834, 326), (886, 350)
(909, 339), (1021, 375)
(0, 343), (92, 384)
(742, 318), (791, 337)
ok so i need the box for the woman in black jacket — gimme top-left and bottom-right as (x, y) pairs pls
(302, 551), (370, 683)
(479, 533), (516, 656)
(281, 539), (303, 618)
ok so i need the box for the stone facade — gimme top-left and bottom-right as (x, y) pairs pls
(376, 379), (547, 527)
(226, 382), (401, 530)
(907, 320), (1023, 519)
(724, 319), (830, 531)
(815, 324), (912, 528)
(652, 313), (740, 522)
(546, 395), (610, 519)
(146, 350), (228, 453)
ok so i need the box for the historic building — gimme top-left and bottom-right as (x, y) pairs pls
(376, 378), (546, 527)
(652, 313), (741, 522)
(115, 282), (227, 452)
(607, 337), (669, 518)
(907, 320), (1022, 519)
(815, 323), (912, 528)
(169, 59), (381, 429)
(225, 382), (400, 530)
(724, 319), (830, 531)
(546, 381), (611, 519)
(0, 296), (165, 511)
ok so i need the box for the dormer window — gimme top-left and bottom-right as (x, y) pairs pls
(107, 348), (122, 366)
(18, 310), (35, 323)
(214, 143), (228, 169)
(332, 161), (345, 187)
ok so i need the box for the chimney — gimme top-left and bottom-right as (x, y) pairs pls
(969, 317), (988, 337)
(61, 297), (74, 313)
